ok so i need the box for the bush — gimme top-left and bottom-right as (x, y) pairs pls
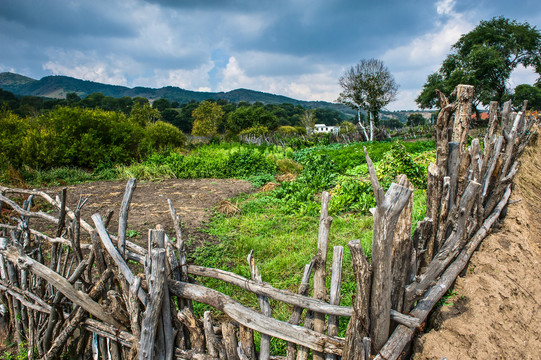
(0, 109), (29, 170)
(225, 149), (276, 178)
(16, 107), (145, 169)
(145, 121), (187, 151)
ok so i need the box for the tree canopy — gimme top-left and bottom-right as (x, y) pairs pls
(416, 17), (541, 108)
(191, 100), (224, 136)
(337, 58), (398, 140)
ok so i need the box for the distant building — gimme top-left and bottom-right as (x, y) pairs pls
(314, 124), (340, 134)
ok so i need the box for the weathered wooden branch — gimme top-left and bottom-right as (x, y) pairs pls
(187, 265), (351, 317)
(342, 240), (372, 360)
(248, 250), (272, 360)
(168, 280), (345, 356)
(364, 148), (413, 351)
(1, 244), (122, 328)
(118, 178), (137, 259)
(139, 248), (166, 360)
(313, 191), (333, 360)
(92, 213), (148, 306)
(374, 185), (512, 360)
(44, 269), (113, 360)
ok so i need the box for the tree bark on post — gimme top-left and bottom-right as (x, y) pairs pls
(342, 240), (371, 360)
(312, 192), (333, 360)
(364, 147), (413, 351)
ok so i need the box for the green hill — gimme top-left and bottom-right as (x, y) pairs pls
(0, 72), (355, 116)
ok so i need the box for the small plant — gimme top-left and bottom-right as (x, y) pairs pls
(126, 229), (141, 238)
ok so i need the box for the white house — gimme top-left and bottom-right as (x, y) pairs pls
(313, 124), (340, 134)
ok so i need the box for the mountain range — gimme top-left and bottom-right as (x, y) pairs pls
(0, 72), (355, 116)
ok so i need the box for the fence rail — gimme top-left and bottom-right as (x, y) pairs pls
(0, 84), (538, 359)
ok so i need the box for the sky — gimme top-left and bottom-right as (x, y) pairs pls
(1, 0), (540, 110)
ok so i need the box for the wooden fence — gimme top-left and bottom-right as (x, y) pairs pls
(0, 84), (537, 359)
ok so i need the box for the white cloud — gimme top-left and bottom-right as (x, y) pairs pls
(132, 63), (214, 90)
(508, 64), (539, 90)
(218, 56), (341, 102)
(43, 50), (128, 86)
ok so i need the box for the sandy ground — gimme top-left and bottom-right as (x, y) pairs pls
(413, 134), (541, 359)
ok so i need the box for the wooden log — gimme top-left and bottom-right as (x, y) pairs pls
(239, 325), (256, 360)
(0, 193), (59, 224)
(312, 192), (333, 360)
(469, 139), (482, 182)
(423, 163), (439, 263)
(374, 185), (512, 360)
(433, 176), (451, 256)
(391, 175), (413, 315)
(92, 213), (148, 306)
(364, 147), (413, 351)
(1, 245), (122, 328)
(42, 259), (88, 350)
(248, 250), (272, 360)
(204, 311), (226, 359)
(118, 178), (137, 259)
(54, 187), (67, 238)
(222, 321), (240, 360)
(327, 246), (344, 337)
(452, 85), (474, 197)
(44, 269), (113, 360)
(286, 260), (314, 360)
(187, 265), (351, 317)
(409, 218), (433, 283)
(342, 240), (371, 360)
(481, 135), (504, 200)
(168, 280), (345, 356)
(446, 142), (460, 210)
(127, 276), (142, 360)
(177, 308), (205, 353)
(405, 180), (480, 309)
(139, 248), (166, 360)
(150, 230), (175, 360)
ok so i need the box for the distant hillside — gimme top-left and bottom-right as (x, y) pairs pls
(0, 72), (355, 117)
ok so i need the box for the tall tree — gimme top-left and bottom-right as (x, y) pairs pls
(300, 110), (316, 133)
(417, 17), (541, 109)
(337, 58), (398, 141)
(191, 100), (224, 136)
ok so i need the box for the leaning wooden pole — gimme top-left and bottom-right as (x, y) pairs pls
(364, 147), (413, 351)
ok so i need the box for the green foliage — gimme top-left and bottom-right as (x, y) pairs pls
(225, 149), (277, 178)
(227, 106), (278, 134)
(0, 109), (30, 170)
(406, 113), (426, 126)
(0, 107), (145, 171)
(192, 101), (224, 136)
(514, 84), (541, 110)
(239, 125), (269, 137)
(339, 120), (357, 134)
(276, 158), (302, 174)
(129, 102), (161, 126)
(145, 121), (187, 151)
(329, 177), (375, 214)
(376, 142), (431, 189)
(417, 17), (541, 108)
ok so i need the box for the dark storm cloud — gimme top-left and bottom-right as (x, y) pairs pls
(0, 1), (135, 38)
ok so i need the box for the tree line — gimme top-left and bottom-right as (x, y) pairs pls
(0, 88), (350, 136)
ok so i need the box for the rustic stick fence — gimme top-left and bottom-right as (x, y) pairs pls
(0, 84), (537, 359)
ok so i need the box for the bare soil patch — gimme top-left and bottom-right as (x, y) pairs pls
(413, 135), (541, 359)
(40, 178), (254, 249)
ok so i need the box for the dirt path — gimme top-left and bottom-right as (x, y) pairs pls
(41, 178), (254, 249)
(413, 135), (541, 359)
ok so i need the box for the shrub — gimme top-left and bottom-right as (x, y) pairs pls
(145, 121), (187, 151)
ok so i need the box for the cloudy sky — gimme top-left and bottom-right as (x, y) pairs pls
(1, 0), (540, 110)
